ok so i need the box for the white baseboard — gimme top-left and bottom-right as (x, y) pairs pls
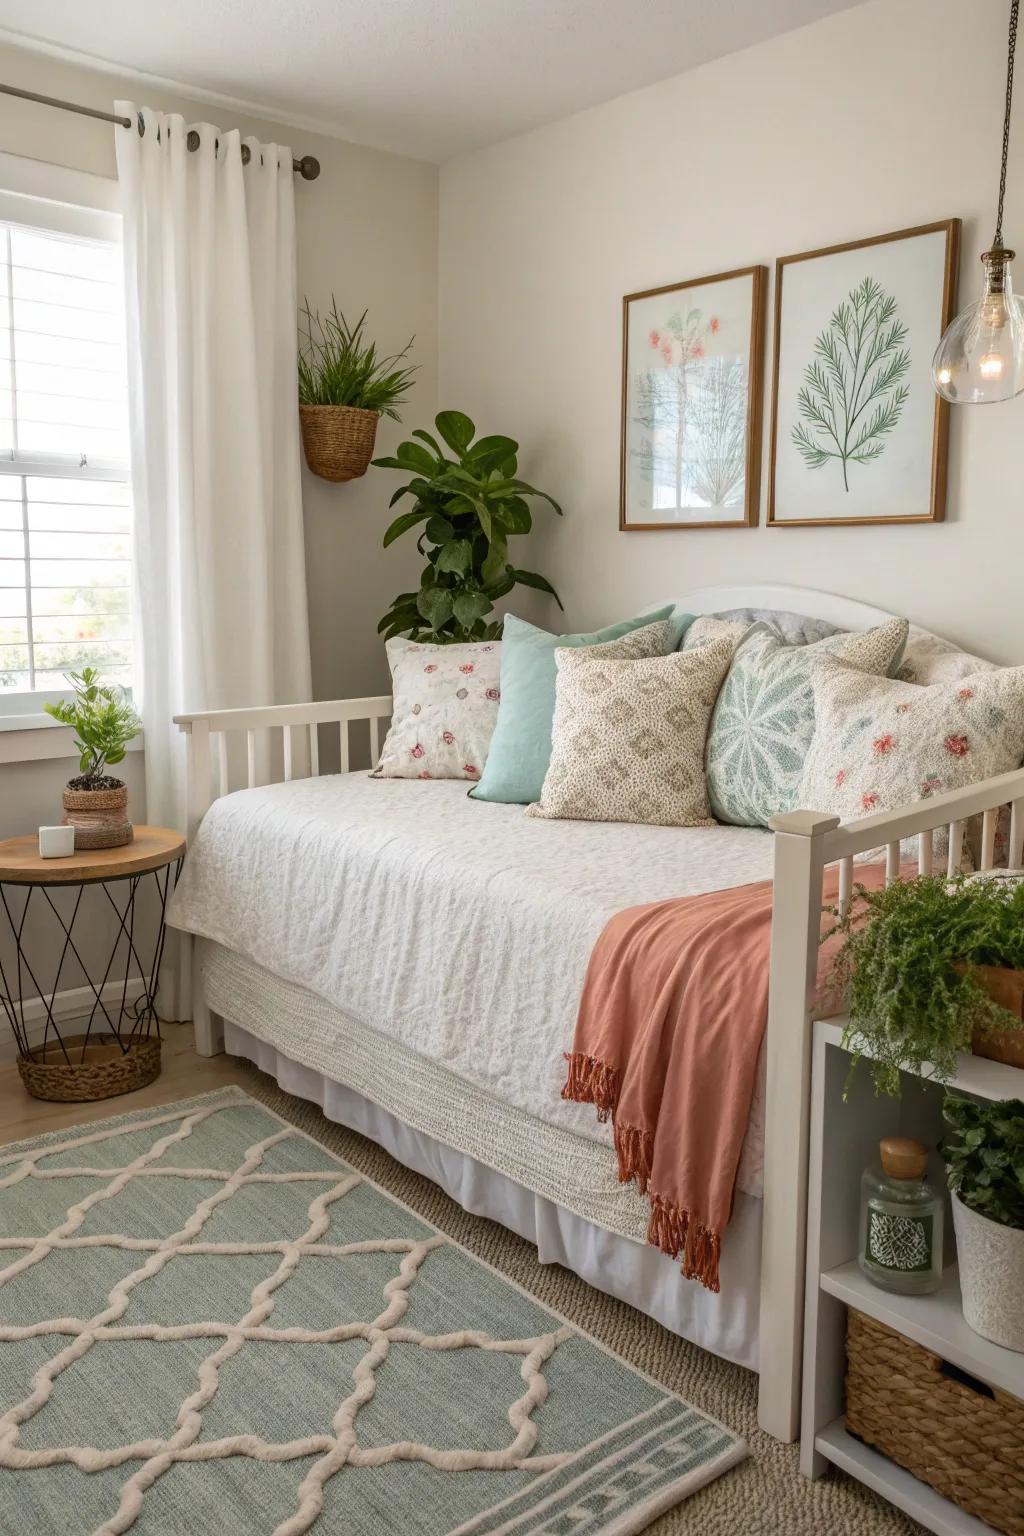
(0, 977), (147, 1062)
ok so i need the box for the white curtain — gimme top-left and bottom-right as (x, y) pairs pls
(115, 104), (312, 839)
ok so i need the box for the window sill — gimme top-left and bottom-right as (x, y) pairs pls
(0, 717), (144, 765)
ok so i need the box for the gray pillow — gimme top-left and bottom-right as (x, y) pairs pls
(715, 607), (841, 647)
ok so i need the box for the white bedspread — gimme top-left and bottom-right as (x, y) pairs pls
(169, 774), (775, 1194)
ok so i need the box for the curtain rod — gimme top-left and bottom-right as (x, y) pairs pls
(0, 82), (321, 180)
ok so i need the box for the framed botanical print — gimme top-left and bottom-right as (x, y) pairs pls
(768, 219), (960, 527)
(619, 264), (767, 530)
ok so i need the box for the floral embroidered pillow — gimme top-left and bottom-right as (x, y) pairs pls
(795, 659), (1024, 824)
(705, 618), (909, 828)
(373, 638), (502, 781)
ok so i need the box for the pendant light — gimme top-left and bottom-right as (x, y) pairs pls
(932, 0), (1024, 403)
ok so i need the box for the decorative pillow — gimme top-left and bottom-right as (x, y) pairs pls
(706, 618), (909, 828)
(470, 608), (691, 805)
(681, 616), (750, 653)
(373, 638), (502, 781)
(897, 623), (995, 685)
(715, 607), (841, 647)
(526, 635), (735, 828)
(796, 660), (1024, 824)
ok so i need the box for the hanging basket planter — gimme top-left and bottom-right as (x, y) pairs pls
(299, 404), (381, 483)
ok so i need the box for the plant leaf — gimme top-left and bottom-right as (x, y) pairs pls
(416, 587), (454, 630)
(434, 410), (476, 455)
(383, 507), (431, 547)
(436, 539), (473, 574)
(512, 568), (563, 608)
(452, 591), (492, 629)
(466, 434), (518, 474)
(424, 514), (455, 545)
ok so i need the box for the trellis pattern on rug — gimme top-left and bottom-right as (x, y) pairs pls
(0, 1100), (577, 1535)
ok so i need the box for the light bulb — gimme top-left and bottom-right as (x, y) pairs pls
(931, 248), (1024, 403)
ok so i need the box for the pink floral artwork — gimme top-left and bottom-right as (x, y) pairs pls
(944, 734), (969, 757)
(958, 687), (975, 700)
(410, 743), (424, 760)
(860, 791), (879, 811)
(442, 730), (455, 745)
(485, 687), (500, 702)
(459, 663), (475, 675)
(835, 768), (847, 788)
(424, 663), (438, 673)
(417, 770), (432, 779)
(920, 774), (942, 797)
(873, 733), (895, 756)
(463, 764), (479, 778)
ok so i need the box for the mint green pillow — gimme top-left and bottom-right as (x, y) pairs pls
(471, 607), (691, 805)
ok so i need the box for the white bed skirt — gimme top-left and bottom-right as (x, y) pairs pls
(225, 1021), (762, 1371)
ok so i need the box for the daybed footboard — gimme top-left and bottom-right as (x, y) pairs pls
(174, 699), (1024, 1447)
(759, 768), (1024, 1442)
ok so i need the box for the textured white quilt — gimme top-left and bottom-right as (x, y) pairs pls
(169, 774), (775, 1195)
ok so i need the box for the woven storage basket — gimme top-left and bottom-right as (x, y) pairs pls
(18, 1033), (161, 1103)
(846, 1308), (1024, 1534)
(299, 404), (380, 482)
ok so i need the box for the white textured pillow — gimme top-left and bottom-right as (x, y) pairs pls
(680, 616), (750, 653)
(796, 660), (1024, 822)
(897, 624), (995, 686)
(374, 638), (502, 781)
(526, 634), (735, 827)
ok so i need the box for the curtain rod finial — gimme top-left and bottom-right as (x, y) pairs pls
(296, 155), (320, 181)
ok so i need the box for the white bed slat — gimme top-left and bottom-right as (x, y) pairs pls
(283, 726), (293, 783)
(217, 732), (229, 798)
(980, 807), (998, 872)
(838, 856), (853, 920)
(309, 722), (320, 778)
(246, 729), (257, 789)
(917, 830), (933, 878)
(946, 820), (964, 878)
(885, 842), (900, 884)
(373, 715), (388, 765)
(338, 720), (350, 774)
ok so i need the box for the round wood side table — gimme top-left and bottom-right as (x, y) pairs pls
(0, 826), (186, 1102)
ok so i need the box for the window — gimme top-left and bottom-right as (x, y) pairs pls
(0, 210), (132, 707)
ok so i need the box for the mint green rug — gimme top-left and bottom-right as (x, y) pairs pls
(0, 1088), (745, 1535)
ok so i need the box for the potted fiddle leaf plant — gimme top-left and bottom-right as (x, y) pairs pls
(943, 1092), (1024, 1351)
(828, 873), (1024, 1097)
(374, 409), (562, 642)
(298, 300), (417, 482)
(44, 667), (142, 849)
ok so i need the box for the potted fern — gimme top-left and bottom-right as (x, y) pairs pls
(375, 410), (561, 642)
(44, 668), (142, 849)
(829, 874), (1024, 1096)
(943, 1093), (1024, 1351)
(298, 300), (416, 482)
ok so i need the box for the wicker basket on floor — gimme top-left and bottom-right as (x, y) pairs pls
(846, 1308), (1024, 1535)
(299, 404), (380, 482)
(17, 1033), (161, 1103)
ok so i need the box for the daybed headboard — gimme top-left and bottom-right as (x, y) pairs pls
(663, 582), (900, 633)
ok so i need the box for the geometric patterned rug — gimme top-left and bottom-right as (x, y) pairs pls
(0, 1088), (746, 1535)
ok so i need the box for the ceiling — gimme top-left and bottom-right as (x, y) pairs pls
(1, 0), (866, 163)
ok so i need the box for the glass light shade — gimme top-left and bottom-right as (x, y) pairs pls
(932, 248), (1024, 403)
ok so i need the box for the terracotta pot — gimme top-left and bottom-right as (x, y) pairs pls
(62, 783), (133, 850)
(299, 404), (380, 482)
(969, 963), (1024, 1068)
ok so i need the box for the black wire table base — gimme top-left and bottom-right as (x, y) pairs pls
(0, 857), (183, 1065)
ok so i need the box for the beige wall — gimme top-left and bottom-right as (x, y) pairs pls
(439, 0), (1024, 664)
(0, 41), (439, 705)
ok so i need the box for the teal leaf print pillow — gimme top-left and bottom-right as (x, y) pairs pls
(706, 619), (909, 828)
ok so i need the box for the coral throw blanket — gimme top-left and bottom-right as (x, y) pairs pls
(563, 865), (883, 1293)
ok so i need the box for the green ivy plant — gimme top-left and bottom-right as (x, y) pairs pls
(374, 410), (562, 643)
(43, 667), (142, 789)
(827, 874), (1024, 1097)
(943, 1092), (1024, 1231)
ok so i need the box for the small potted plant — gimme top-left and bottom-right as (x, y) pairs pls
(943, 1092), (1024, 1351)
(44, 667), (142, 849)
(828, 873), (1024, 1097)
(298, 300), (417, 482)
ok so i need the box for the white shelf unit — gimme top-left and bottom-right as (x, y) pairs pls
(800, 1016), (1024, 1535)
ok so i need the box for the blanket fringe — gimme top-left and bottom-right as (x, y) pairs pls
(561, 1052), (620, 1123)
(612, 1120), (654, 1196)
(647, 1194), (722, 1294)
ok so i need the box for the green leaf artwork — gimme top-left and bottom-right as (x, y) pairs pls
(791, 276), (911, 492)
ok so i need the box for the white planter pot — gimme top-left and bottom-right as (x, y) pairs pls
(952, 1191), (1024, 1352)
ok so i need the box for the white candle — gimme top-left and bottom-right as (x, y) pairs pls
(39, 825), (75, 858)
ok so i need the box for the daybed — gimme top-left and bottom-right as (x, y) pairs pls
(168, 582), (1024, 1444)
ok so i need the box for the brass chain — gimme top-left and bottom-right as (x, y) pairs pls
(994, 0), (1019, 248)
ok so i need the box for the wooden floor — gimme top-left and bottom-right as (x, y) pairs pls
(0, 1023), (250, 1146)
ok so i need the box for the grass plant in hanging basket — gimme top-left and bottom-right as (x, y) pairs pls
(298, 300), (416, 482)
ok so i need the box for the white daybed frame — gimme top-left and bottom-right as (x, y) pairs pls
(173, 582), (1024, 1447)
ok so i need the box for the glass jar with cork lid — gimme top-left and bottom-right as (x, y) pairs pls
(858, 1136), (944, 1295)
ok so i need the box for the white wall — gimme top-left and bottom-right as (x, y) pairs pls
(439, 0), (1024, 664)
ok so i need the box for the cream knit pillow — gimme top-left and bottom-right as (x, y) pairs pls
(796, 659), (1024, 822)
(526, 634), (734, 827)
